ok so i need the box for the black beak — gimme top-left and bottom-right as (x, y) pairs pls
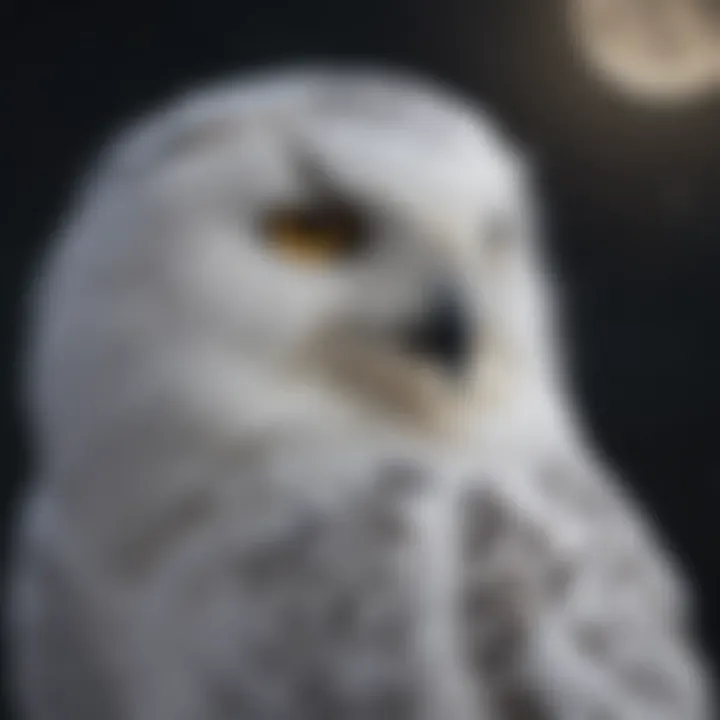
(402, 283), (475, 376)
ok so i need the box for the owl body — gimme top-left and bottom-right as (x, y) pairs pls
(8, 68), (713, 719)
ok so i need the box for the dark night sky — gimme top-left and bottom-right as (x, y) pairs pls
(4, 0), (720, 710)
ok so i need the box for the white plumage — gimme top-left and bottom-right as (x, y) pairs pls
(7, 67), (713, 719)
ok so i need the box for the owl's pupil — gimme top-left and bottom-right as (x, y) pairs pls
(263, 204), (367, 264)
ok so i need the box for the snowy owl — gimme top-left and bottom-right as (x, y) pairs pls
(6, 67), (714, 720)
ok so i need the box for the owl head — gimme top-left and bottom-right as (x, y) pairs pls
(28, 67), (572, 458)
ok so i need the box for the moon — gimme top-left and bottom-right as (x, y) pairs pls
(569, 0), (719, 104)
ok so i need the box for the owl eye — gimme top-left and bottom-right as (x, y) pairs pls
(262, 203), (367, 267)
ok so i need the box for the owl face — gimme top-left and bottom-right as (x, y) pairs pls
(36, 69), (560, 441)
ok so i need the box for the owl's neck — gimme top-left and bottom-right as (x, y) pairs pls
(33, 337), (584, 505)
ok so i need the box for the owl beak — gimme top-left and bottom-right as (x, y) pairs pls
(400, 282), (475, 377)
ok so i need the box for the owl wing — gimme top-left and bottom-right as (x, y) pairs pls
(458, 455), (714, 720)
(10, 461), (436, 720)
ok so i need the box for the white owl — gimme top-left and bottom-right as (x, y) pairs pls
(6, 67), (714, 720)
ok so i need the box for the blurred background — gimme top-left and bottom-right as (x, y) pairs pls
(4, 0), (719, 712)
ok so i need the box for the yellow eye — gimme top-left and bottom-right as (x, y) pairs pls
(263, 204), (367, 267)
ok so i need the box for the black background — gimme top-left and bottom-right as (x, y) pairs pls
(5, 0), (720, 711)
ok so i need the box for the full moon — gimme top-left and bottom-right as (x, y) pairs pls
(569, 0), (719, 104)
